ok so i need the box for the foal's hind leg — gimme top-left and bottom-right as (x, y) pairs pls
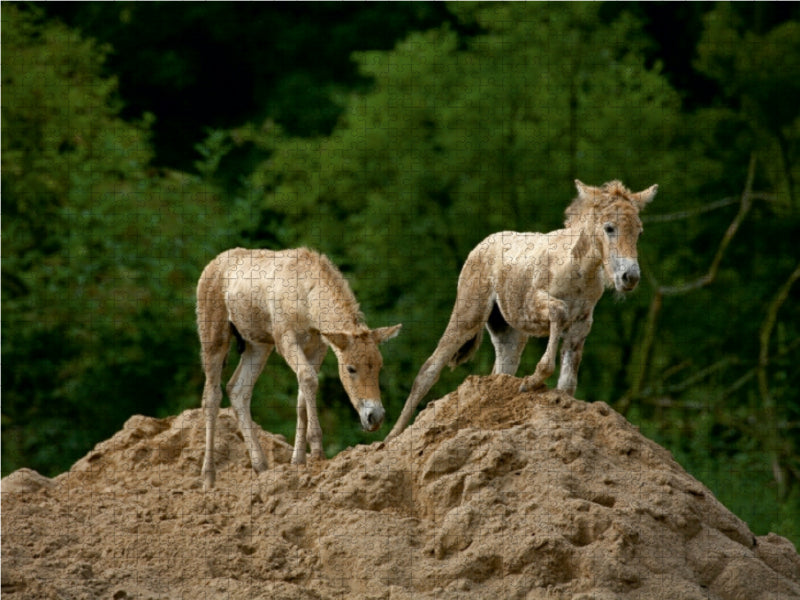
(200, 323), (231, 491)
(489, 326), (528, 375)
(487, 304), (528, 375)
(226, 341), (273, 474)
(386, 284), (493, 440)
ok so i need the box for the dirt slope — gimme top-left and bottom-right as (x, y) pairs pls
(3, 374), (799, 599)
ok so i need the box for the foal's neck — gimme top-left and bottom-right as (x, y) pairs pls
(558, 223), (605, 290)
(310, 281), (365, 334)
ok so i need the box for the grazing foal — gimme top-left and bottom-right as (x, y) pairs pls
(197, 247), (401, 489)
(387, 179), (656, 440)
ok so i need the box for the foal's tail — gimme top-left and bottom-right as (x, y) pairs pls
(448, 330), (484, 369)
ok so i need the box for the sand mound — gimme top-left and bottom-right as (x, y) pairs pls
(3, 374), (799, 599)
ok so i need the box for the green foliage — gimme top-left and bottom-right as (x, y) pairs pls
(640, 6), (800, 523)
(2, 5), (223, 475)
(36, 2), (454, 170)
(3, 2), (798, 549)
(694, 4), (800, 209)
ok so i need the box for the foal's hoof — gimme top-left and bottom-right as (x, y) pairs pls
(519, 378), (547, 393)
(251, 461), (269, 474)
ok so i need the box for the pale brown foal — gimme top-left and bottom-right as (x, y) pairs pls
(387, 179), (656, 440)
(197, 247), (401, 489)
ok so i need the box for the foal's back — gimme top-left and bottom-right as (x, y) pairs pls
(206, 247), (360, 341)
(216, 246), (317, 286)
(464, 229), (598, 298)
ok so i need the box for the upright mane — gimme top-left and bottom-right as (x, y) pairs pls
(309, 249), (366, 329)
(564, 180), (641, 229)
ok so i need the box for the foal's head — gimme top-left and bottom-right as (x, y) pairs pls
(322, 325), (402, 431)
(567, 180), (657, 293)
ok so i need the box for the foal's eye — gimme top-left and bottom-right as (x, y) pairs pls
(604, 224), (617, 235)
(346, 365), (357, 375)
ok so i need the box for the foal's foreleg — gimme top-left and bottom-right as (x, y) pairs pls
(556, 315), (592, 395)
(519, 292), (567, 393)
(278, 333), (321, 465)
(227, 342), (272, 474)
(303, 341), (329, 461)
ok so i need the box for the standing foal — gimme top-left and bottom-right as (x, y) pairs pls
(387, 179), (656, 440)
(197, 247), (401, 489)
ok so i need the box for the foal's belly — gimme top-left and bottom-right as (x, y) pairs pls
(497, 291), (592, 339)
(507, 310), (551, 338)
(494, 296), (550, 338)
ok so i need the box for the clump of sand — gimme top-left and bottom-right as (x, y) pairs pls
(3, 374), (799, 599)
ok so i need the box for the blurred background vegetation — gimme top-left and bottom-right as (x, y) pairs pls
(3, 2), (798, 546)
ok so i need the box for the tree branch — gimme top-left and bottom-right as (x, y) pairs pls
(657, 153), (757, 296)
(620, 154), (760, 414)
(757, 261), (800, 498)
(642, 192), (774, 224)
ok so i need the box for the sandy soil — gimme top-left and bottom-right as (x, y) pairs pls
(3, 374), (799, 599)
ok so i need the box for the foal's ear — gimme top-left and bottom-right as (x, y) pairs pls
(574, 179), (599, 198)
(321, 332), (351, 352)
(371, 324), (402, 344)
(631, 184), (658, 208)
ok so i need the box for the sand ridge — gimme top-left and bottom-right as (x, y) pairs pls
(3, 374), (799, 599)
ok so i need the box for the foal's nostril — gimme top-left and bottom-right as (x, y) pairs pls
(360, 401), (385, 431)
(622, 270), (640, 287)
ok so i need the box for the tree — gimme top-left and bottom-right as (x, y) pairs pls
(2, 5), (222, 475)
(37, 2), (456, 170)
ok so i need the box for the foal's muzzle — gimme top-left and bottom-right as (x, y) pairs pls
(359, 399), (385, 432)
(614, 259), (641, 292)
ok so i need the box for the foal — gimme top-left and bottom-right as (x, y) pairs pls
(197, 247), (401, 489)
(387, 179), (656, 439)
